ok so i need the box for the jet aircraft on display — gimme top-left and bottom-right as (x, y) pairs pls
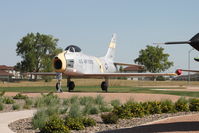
(154, 33), (199, 74)
(33, 34), (178, 92)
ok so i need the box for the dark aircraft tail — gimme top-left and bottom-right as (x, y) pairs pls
(155, 33), (199, 51)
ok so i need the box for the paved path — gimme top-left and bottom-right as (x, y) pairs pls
(104, 113), (199, 133)
(0, 110), (36, 133)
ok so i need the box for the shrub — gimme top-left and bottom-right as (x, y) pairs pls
(63, 99), (70, 106)
(111, 99), (121, 108)
(0, 91), (5, 97)
(12, 104), (20, 110)
(101, 112), (119, 124)
(145, 101), (162, 114)
(41, 115), (70, 133)
(65, 117), (85, 130)
(160, 99), (175, 113)
(189, 98), (199, 111)
(69, 104), (82, 118)
(81, 117), (96, 127)
(47, 107), (59, 116)
(32, 109), (48, 129)
(59, 107), (69, 114)
(23, 98), (33, 109)
(34, 93), (60, 108)
(89, 106), (100, 114)
(0, 103), (4, 110)
(82, 104), (92, 115)
(113, 104), (132, 119)
(175, 97), (189, 112)
(13, 93), (28, 100)
(70, 96), (79, 104)
(80, 96), (94, 105)
(130, 102), (145, 117)
(3, 97), (15, 104)
(95, 95), (105, 105)
(99, 104), (112, 112)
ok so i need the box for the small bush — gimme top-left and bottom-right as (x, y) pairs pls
(32, 109), (48, 129)
(175, 97), (189, 112)
(12, 104), (20, 110)
(34, 93), (60, 108)
(81, 117), (96, 127)
(45, 107), (60, 116)
(70, 96), (79, 104)
(0, 103), (4, 110)
(69, 104), (82, 118)
(59, 107), (69, 114)
(0, 91), (5, 97)
(82, 104), (92, 115)
(160, 99), (175, 113)
(113, 104), (132, 119)
(3, 97), (15, 104)
(189, 98), (199, 111)
(80, 96), (94, 105)
(62, 99), (70, 106)
(111, 99), (121, 108)
(95, 95), (105, 105)
(99, 104), (112, 112)
(145, 101), (162, 114)
(101, 112), (119, 124)
(41, 115), (70, 133)
(89, 106), (100, 114)
(23, 98), (33, 109)
(65, 117), (85, 130)
(130, 102), (145, 117)
(13, 93), (28, 100)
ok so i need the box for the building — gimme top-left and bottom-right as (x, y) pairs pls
(123, 65), (144, 80)
(0, 65), (20, 81)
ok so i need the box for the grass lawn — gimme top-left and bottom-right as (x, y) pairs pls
(1, 85), (199, 97)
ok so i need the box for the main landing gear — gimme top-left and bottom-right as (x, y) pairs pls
(101, 77), (109, 92)
(67, 77), (75, 92)
(56, 73), (109, 92)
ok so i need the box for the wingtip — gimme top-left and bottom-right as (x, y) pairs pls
(175, 69), (182, 75)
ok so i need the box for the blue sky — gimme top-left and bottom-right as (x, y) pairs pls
(0, 0), (199, 72)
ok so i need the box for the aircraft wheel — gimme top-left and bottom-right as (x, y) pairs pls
(56, 83), (62, 92)
(68, 81), (75, 92)
(101, 81), (108, 92)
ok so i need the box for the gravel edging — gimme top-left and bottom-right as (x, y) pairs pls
(8, 112), (199, 133)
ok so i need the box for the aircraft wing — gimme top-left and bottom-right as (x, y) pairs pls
(27, 71), (179, 77)
(74, 72), (178, 78)
(176, 69), (199, 73)
(114, 62), (144, 67)
(25, 72), (58, 76)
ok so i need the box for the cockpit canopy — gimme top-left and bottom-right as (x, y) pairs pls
(65, 45), (81, 52)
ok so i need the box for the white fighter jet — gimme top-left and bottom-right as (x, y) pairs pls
(32, 34), (178, 92)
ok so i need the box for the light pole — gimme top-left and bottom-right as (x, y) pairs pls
(188, 48), (194, 85)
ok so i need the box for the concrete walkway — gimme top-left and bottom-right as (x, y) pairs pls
(0, 110), (36, 133)
(103, 113), (199, 133)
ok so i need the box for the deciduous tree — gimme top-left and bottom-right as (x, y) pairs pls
(134, 45), (173, 73)
(16, 32), (62, 80)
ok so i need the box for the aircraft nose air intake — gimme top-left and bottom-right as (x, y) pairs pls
(53, 52), (67, 72)
(54, 57), (62, 69)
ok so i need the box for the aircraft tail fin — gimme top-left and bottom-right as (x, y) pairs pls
(105, 33), (116, 60)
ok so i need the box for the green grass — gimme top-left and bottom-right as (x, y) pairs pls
(1, 86), (199, 97)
